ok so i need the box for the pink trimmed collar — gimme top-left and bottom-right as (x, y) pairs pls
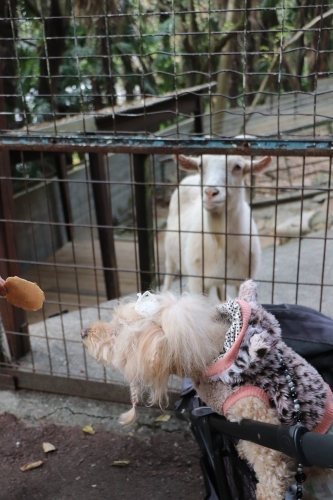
(203, 299), (252, 377)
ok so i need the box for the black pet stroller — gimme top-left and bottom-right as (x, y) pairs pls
(174, 304), (333, 500)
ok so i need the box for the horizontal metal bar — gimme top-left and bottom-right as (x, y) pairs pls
(1, 250), (333, 285)
(251, 187), (330, 207)
(0, 373), (16, 390)
(15, 221), (317, 239)
(0, 134), (333, 156)
(0, 368), (180, 407)
(2, 4), (333, 23)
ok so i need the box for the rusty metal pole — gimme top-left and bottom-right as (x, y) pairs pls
(0, 78), (30, 360)
(89, 153), (120, 299)
(55, 154), (74, 242)
(133, 154), (156, 292)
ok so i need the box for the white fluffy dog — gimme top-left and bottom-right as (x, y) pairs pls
(81, 282), (333, 500)
(81, 291), (226, 424)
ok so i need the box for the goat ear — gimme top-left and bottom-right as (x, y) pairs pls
(238, 279), (258, 303)
(243, 156), (271, 175)
(173, 154), (201, 172)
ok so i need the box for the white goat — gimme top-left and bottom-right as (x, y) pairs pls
(162, 153), (271, 299)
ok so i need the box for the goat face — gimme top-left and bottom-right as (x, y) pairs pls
(174, 154), (271, 214)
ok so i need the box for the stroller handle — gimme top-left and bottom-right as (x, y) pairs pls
(301, 432), (333, 468)
(203, 413), (333, 468)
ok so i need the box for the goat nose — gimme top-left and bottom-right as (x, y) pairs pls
(204, 187), (219, 199)
(81, 329), (88, 339)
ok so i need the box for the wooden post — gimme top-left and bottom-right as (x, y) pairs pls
(89, 153), (120, 299)
(0, 150), (30, 360)
(0, 69), (30, 360)
(133, 154), (156, 292)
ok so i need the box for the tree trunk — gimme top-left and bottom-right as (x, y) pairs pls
(38, 0), (69, 111)
(99, 13), (117, 108)
(212, 0), (239, 135)
(229, 36), (241, 108)
(0, 0), (18, 129)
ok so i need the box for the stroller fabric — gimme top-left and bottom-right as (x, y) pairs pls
(265, 304), (333, 391)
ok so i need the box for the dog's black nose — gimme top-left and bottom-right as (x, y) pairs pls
(81, 329), (88, 339)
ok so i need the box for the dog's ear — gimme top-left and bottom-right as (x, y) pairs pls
(214, 305), (233, 325)
(238, 279), (258, 303)
(146, 330), (169, 378)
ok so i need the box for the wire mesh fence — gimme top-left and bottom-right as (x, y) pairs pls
(0, 0), (333, 400)
(1, 0), (333, 138)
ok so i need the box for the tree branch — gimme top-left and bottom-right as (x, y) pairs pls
(239, 7), (333, 133)
(23, 0), (41, 18)
(212, 17), (244, 55)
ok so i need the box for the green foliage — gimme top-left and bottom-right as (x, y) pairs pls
(56, 44), (102, 113)
(4, 0), (333, 127)
(13, 157), (56, 193)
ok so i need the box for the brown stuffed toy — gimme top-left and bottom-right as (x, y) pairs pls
(4, 276), (45, 311)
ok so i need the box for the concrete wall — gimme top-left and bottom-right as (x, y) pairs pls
(14, 178), (67, 272)
(14, 152), (175, 271)
(14, 118), (196, 271)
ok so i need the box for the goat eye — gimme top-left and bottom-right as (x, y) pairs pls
(232, 164), (242, 174)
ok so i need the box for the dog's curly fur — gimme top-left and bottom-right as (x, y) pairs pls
(82, 282), (333, 500)
(82, 292), (227, 424)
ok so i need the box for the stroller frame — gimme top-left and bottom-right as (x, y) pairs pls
(175, 380), (333, 500)
(174, 303), (333, 500)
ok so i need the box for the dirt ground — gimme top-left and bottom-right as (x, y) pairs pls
(0, 413), (205, 500)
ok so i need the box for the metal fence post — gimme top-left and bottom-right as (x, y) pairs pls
(0, 67), (30, 360)
(133, 154), (156, 292)
(89, 152), (120, 300)
(0, 150), (30, 360)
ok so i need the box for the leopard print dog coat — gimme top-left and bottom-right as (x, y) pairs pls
(195, 280), (333, 433)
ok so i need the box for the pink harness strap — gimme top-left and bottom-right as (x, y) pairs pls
(223, 385), (270, 416)
(312, 385), (333, 434)
(223, 385), (333, 434)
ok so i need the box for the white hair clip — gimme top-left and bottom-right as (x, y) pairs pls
(135, 291), (160, 317)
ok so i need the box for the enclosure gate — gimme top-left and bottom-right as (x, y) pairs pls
(0, 0), (332, 404)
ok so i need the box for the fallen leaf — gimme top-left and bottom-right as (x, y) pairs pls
(155, 414), (171, 423)
(112, 460), (130, 467)
(75, 476), (81, 480)
(20, 461), (43, 472)
(82, 425), (95, 435)
(43, 442), (56, 453)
